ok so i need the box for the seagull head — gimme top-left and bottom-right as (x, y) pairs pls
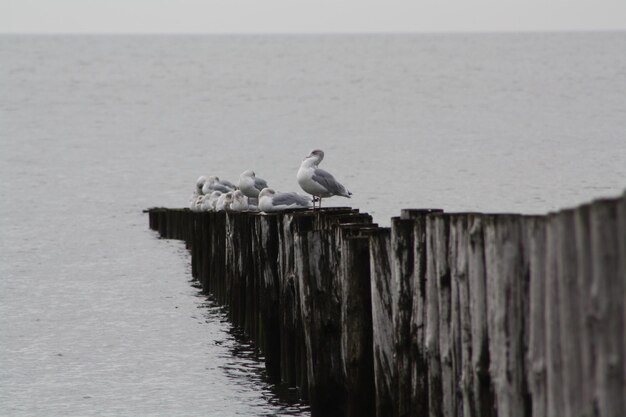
(303, 149), (324, 164)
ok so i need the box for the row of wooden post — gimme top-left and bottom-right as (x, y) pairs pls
(146, 191), (625, 417)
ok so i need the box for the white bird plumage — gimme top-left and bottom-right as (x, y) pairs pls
(202, 176), (237, 194)
(258, 188), (312, 213)
(297, 149), (351, 208)
(230, 190), (251, 212)
(237, 170), (269, 199)
(215, 191), (234, 212)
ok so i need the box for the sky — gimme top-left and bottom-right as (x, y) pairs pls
(1, 0), (626, 33)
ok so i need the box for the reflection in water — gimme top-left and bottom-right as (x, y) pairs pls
(192, 285), (311, 417)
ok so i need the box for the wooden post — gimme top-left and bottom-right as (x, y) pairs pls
(620, 191), (626, 412)
(467, 214), (495, 417)
(340, 226), (376, 417)
(408, 209), (443, 417)
(425, 214), (443, 417)
(391, 217), (416, 417)
(483, 214), (529, 417)
(545, 213), (564, 417)
(295, 225), (346, 416)
(253, 213), (281, 381)
(369, 227), (394, 417)
(526, 215), (548, 417)
(432, 213), (455, 417)
(574, 203), (595, 417)
(448, 213), (473, 417)
(278, 212), (311, 398)
(555, 209), (585, 417)
(589, 199), (625, 417)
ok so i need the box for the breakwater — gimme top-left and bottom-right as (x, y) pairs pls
(146, 192), (625, 417)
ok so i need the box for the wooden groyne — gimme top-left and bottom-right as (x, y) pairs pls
(146, 192), (625, 417)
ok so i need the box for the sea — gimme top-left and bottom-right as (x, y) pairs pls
(1, 33), (625, 416)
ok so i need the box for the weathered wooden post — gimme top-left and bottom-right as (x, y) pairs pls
(620, 191), (626, 412)
(526, 215), (547, 417)
(467, 214), (495, 417)
(205, 212), (225, 297)
(226, 212), (256, 330)
(278, 212), (311, 398)
(253, 213), (282, 381)
(545, 213), (564, 417)
(555, 209), (585, 417)
(400, 209), (443, 417)
(339, 225), (376, 417)
(483, 214), (529, 417)
(369, 227), (394, 417)
(448, 213), (473, 417)
(589, 198), (625, 417)
(295, 216), (346, 416)
(391, 216), (416, 417)
(428, 213), (456, 417)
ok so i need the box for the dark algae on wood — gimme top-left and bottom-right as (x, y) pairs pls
(146, 190), (625, 417)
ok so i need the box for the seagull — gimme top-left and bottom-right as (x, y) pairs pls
(215, 191), (234, 212)
(297, 149), (351, 209)
(230, 190), (250, 212)
(196, 176), (208, 194)
(190, 194), (205, 212)
(189, 176), (208, 208)
(206, 191), (223, 211)
(258, 188), (312, 213)
(200, 194), (214, 212)
(237, 170), (269, 199)
(202, 176), (236, 194)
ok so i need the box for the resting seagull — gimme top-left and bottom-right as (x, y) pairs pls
(230, 190), (250, 212)
(196, 176), (208, 194)
(297, 149), (351, 208)
(258, 188), (312, 213)
(237, 170), (269, 199)
(206, 191), (223, 211)
(202, 176), (236, 194)
(215, 191), (234, 212)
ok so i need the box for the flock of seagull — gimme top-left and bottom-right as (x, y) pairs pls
(189, 149), (352, 213)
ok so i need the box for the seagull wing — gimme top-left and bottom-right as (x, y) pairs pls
(254, 177), (268, 192)
(211, 183), (232, 193)
(273, 192), (311, 207)
(311, 168), (350, 196)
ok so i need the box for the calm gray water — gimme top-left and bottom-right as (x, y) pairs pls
(1, 33), (625, 416)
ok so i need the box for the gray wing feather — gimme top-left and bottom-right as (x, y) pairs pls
(254, 177), (268, 192)
(212, 184), (232, 193)
(312, 168), (347, 195)
(220, 180), (236, 189)
(273, 192), (310, 207)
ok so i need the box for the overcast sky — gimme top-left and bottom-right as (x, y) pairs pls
(1, 0), (625, 33)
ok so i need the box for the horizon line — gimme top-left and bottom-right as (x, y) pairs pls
(1, 28), (626, 36)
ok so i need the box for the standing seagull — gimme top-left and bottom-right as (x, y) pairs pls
(297, 149), (352, 208)
(237, 170), (269, 199)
